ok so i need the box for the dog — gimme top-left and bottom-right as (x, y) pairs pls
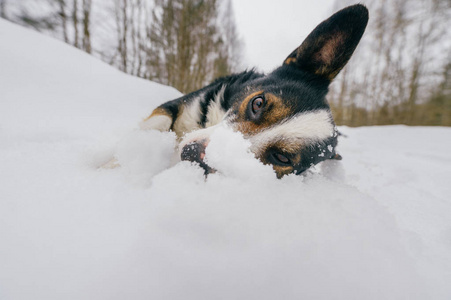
(139, 4), (369, 178)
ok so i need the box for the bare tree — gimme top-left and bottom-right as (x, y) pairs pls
(73, 0), (79, 48)
(113, 0), (130, 73)
(82, 0), (91, 53)
(146, 0), (241, 93)
(0, 0), (7, 19)
(56, 0), (69, 43)
(217, 0), (243, 75)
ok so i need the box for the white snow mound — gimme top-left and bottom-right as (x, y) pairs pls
(1, 19), (451, 300)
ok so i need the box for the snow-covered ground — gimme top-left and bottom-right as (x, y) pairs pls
(1, 19), (451, 300)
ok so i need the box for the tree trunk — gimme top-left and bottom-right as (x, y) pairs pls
(82, 0), (92, 53)
(58, 0), (69, 43)
(121, 0), (128, 72)
(1, 0), (8, 19)
(73, 0), (79, 48)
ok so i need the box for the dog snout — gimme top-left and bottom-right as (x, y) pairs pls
(180, 140), (214, 174)
(181, 141), (206, 163)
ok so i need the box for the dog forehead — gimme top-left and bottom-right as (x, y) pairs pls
(237, 72), (330, 113)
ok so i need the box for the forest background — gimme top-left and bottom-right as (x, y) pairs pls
(1, 0), (449, 126)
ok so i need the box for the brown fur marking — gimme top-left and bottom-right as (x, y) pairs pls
(144, 107), (172, 121)
(273, 165), (294, 178)
(314, 33), (346, 79)
(284, 57), (297, 65)
(235, 91), (292, 136)
(238, 91), (263, 117)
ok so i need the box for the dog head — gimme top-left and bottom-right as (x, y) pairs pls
(180, 4), (368, 178)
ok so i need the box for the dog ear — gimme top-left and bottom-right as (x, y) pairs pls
(283, 4), (368, 81)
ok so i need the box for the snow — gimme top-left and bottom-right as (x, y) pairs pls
(1, 18), (451, 299)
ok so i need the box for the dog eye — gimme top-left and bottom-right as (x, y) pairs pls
(251, 97), (265, 114)
(273, 153), (291, 165)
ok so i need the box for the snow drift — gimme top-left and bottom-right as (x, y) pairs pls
(1, 19), (451, 300)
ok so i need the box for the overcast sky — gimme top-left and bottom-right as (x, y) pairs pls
(231, 0), (336, 72)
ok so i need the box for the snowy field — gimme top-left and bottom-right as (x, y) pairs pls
(1, 19), (451, 299)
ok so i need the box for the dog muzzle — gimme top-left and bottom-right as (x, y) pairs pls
(180, 139), (215, 175)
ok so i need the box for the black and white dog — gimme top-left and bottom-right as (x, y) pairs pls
(139, 4), (368, 178)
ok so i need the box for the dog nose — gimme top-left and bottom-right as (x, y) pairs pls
(181, 142), (206, 163)
(180, 140), (213, 174)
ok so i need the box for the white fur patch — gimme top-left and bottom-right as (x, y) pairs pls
(248, 110), (334, 152)
(173, 96), (203, 136)
(178, 109), (334, 158)
(205, 85), (227, 127)
(139, 115), (172, 131)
